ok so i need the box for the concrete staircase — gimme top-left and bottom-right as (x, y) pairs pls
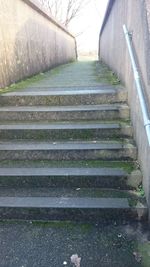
(0, 63), (147, 222)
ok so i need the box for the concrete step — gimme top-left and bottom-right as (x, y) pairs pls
(0, 159), (136, 169)
(0, 160), (141, 189)
(0, 188), (147, 221)
(0, 167), (132, 189)
(0, 104), (130, 121)
(0, 87), (127, 106)
(0, 140), (137, 160)
(0, 122), (132, 140)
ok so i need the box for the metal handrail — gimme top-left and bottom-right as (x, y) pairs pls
(123, 24), (150, 146)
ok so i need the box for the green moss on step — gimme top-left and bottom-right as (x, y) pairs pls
(0, 60), (123, 93)
(31, 221), (92, 233)
(0, 220), (92, 233)
(0, 73), (46, 94)
(137, 185), (145, 197)
(32, 220), (75, 228)
(0, 62), (73, 94)
(95, 61), (121, 85)
(49, 62), (73, 76)
(78, 188), (145, 207)
(138, 243), (150, 267)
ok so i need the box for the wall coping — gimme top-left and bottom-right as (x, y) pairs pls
(100, 0), (115, 36)
(22, 0), (75, 39)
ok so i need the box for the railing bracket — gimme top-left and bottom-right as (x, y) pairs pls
(144, 121), (150, 128)
(128, 31), (133, 39)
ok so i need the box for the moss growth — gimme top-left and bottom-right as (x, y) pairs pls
(17, 129), (126, 142)
(137, 185), (145, 197)
(49, 62), (73, 76)
(31, 220), (92, 233)
(78, 188), (145, 207)
(0, 60), (123, 94)
(0, 219), (92, 233)
(32, 220), (75, 228)
(0, 73), (47, 94)
(95, 61), (121, 85)
(138, 243), (150, 267)
(0, 62), (73, 94)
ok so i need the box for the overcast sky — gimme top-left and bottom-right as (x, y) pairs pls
(69, 0), (109, 54)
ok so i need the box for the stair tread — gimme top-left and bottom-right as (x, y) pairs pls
(0, 122), (122, 130)
(1, 85), (125, 96)
(0, 186), (144, 197)
(0, 196), (130, 208)
(0, 167), (126, 176)
(0, 104), (129, 112)
(0, 159), (135, 170)
(0, 140), (135, 150)
(1, 88), (117, 96)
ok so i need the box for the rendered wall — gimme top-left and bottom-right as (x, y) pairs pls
(99, 0), (150, 210)
(0, 0), (77, 88)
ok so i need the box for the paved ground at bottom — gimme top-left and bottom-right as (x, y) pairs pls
(0, 220), (150, 267)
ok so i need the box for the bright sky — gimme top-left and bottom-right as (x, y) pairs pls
(69, 0), (109, 54)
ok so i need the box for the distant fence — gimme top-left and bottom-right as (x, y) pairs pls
(99, 0), (150, 210)
(0, 0), (77, 88)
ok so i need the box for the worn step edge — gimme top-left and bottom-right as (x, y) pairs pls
(0, 141), (136, 151)
(0, 123), (132, 135)
(0, 197), (147, 221)
(0, 197), (129, 208)
(0, 85), (126, 95)
(0, 123), (125, 130)
(0, 104), (129, 112)
(0, 167), (126, 176)
(0, 88), (120, 96)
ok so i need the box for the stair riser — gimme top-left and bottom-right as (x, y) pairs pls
(0, 110), (130, 122)
(0, 149), (137, 161)
(0, 127), (132, 140)
(0, 175), (133, 189)
(0, 92), (127, 106)
(0, 207), (147, 222)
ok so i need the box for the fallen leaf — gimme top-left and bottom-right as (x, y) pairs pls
(71, 254), (81, 267)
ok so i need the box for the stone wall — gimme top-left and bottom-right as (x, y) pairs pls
(99, 0), (150, 211)
(0, 0), (77, 88)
